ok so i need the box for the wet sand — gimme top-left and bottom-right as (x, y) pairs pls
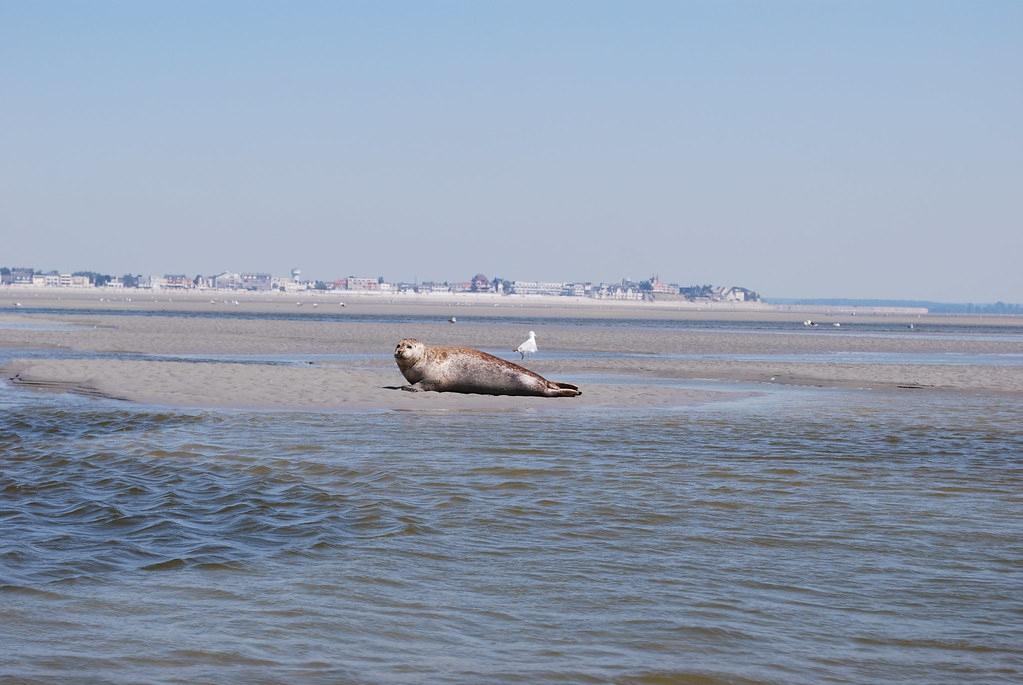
(2, 293), (1022, 409)
(4, 358), (750, 410)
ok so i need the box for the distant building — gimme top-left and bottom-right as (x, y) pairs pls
(162, 274), (192, 289)
(471, 273), (491, 292)
(510, 281), (566, 296)
(271, 275), (306, 292)
(679, 284), (760, 302)
(341, 276), (380, 291)
(212, 272), (242, 289)
(241, 273), (272, 291)
(590, 282), (644, 300)
(646, 275), (676, 294)
(713, 286), (760, 302)
(21, 271), (93, 288)
(416, 281), (449, 294)
(7, 268), (35, 286)
(562, 283), (587, 297)
(680, 285), (714, 300)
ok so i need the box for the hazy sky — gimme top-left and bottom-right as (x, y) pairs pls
(2, 2), (1020, 301)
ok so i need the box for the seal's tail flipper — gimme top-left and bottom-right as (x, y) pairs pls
(548, 381), (581, 397)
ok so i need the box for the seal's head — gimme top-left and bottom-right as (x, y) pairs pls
(394, 338), (425, 371)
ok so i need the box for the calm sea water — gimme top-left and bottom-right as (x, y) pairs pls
(2, 315), (1022, 683)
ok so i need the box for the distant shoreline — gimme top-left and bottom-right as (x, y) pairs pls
(3, 284), (935, 316)
(6, 284), (1023, 327)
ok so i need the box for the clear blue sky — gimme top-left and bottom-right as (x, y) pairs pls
(2, 1), (1020, 301)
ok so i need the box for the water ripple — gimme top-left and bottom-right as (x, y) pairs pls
(1, 389), (1021, 683)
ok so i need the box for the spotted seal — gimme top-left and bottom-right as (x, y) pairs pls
(393, 338), (581, 397)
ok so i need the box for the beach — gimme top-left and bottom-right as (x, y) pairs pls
(3, 292), (1023, 684)
(3, 290), (1022, 409)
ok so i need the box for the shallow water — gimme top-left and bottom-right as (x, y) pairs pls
(4, 303), (1023, 339)
(33, 348), (1022, 369)
(2, 378), (1021, 684)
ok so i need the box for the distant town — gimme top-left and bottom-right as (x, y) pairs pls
(0, 265), (760, 304)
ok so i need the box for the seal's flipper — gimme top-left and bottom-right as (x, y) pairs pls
(546, 381), (581, 397)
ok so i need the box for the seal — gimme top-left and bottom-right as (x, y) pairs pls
(393, 338), (581, 397)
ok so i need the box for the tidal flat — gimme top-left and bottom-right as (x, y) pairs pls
(2, 297), (1021, 684)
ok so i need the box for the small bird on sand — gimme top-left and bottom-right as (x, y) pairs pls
(515, 330), (538, 359)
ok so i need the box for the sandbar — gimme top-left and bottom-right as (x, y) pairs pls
(2, 292), (1021, 409)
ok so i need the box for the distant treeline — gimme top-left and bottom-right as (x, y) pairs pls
(767, 298), (1023, 315)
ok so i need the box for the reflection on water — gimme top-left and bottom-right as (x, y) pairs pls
(2, 382), (1021, 684)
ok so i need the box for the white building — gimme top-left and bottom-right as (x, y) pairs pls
(713, 286), (759, 302)
(510, 281), (567, 296)
(590, 283), (644, 300)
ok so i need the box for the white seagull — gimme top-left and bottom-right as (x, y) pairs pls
(515, 331), (538, 360)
